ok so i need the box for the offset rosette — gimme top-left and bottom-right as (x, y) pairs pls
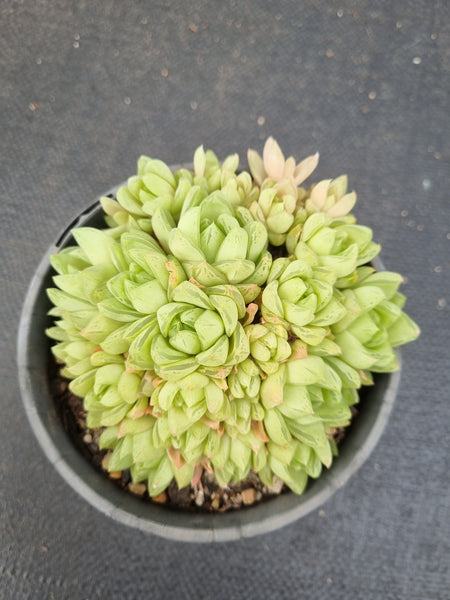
(331, 267), (420, 373)
(100, 157), (182, 233)
(247, 137), (319, 246)
(257, 348), (361, 493)
(101, 146), (258, 234)
(192, 145), (259, 208)
(46, 226), (186, 427)
(286, 175), (356, 247)
(261, 257), (346, 345)
(149, 372), (268, 487)
(286, 213), (381, 278)
(245, 322), (292, 374)
(150, 192), (272, 299)
(248, 182), (298, 246)
(227, 358), (262, 400)
(247, 136), (319, 189)
(102, 371), (268, 494)
(304, 175), (356, 218)
(151, 280), (250, 381)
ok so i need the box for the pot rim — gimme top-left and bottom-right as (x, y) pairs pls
(17, 187), (401, 543)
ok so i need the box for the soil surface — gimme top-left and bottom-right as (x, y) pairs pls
(48, 357), (353, 513)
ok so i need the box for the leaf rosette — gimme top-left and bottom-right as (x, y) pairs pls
(149, 192), (272, 297)
(100, 146), (258, 234)
(261, 256), (346, 345)
(245, 322), (292, 374)
(151, 280), (250, 382)
(331, 267), (420, 374)
(247, 137), (319, 246)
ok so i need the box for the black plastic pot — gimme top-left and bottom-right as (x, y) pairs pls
(17, 191), (401, 543)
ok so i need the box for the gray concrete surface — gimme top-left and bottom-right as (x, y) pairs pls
(1, 1), (449, 598)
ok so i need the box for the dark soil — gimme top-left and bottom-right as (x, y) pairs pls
(48, 357), (354, 513)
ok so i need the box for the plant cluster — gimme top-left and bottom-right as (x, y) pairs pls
(47, 138), (419, 498)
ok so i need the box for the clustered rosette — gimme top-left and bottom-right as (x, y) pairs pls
(47, 137), (419, 498)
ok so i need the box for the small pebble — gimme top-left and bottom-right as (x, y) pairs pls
(266, 476), (284, 494)
(153, 492), (168, 504)
(204, 471), (216, 484)
(161, 68), (169, 77)
(257, 116), (265, 126)
(101, 453), (111, 471)
(128, 483), (146, 496)
(231, 493), (242, 506)
(83, 433), (92, 444)
(412, 56), (422, 65)
(195, 489), (205, 507)
(241, 488), (257, 505)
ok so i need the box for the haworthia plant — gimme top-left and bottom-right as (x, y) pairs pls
(47, 138), (420, 498)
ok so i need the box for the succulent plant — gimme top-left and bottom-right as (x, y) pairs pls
(46, 139), (419, 501)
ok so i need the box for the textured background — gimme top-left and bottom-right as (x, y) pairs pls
(2, 1), (449, 598)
